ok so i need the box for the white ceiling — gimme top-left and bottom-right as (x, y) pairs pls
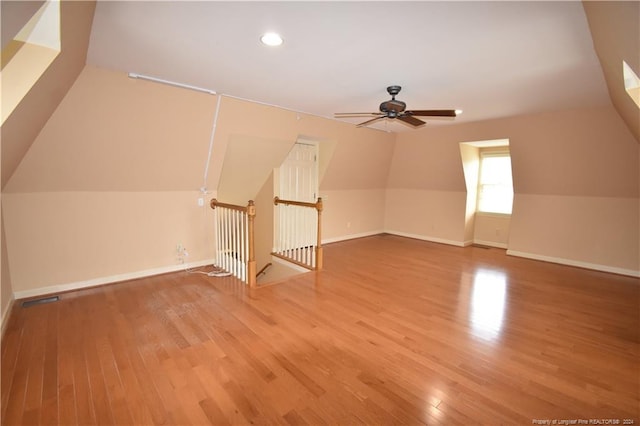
(87, 1), (611, 132)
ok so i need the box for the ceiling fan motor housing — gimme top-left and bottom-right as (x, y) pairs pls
(380, 99), (407, 114)
(381, 85), (406, 114)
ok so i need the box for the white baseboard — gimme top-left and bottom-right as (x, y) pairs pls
(384, 230), (467, 247)
(473, 240), (508, 249)
(1, 296), (15, 339)
(322, 230), (385, 245)
(13, 258), (217, 300)
(506, 250), (640, 278)
(13, 243), (636, 302)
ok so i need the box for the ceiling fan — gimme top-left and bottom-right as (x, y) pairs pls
(335, 85), (458, 128)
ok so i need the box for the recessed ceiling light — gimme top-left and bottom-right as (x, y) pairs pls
(455, 109), (464, 115)
(260, 32), (283, 47)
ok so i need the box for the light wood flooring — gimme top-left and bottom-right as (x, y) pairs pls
(1, 234), (639, 425)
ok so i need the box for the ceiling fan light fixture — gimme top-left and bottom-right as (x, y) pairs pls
(455, 109), (463, 115)
(260, 32), (283, 46)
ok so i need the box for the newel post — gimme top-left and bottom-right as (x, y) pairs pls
(315, 197), (323, 271)
(247, 200), (257, 288)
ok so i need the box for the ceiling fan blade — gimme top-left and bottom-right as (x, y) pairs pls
(405, 109), (457, 117)
(334, 112), (381, 117)
(398, 115), (426, 127)
(356, 116), (386, 128)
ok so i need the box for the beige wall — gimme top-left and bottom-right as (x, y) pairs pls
(473, 214), (511, 248)
(583, 1), (639, 143)
(385, 105), (639, 274)
(0, 132), (6, 323)
(2, 0), (96, 189)
(316, 125), (393, 243)
(208, 93), (395, 253)
(321, 189), (387, 243)
(1, 208), (13, 327)
(3, 65), (396, 297)
(5, 66), (218, 192)
(3, 191), (215, 297)
(254, 172), (275, 273)
(1, 1), (46, 50)
(385, 189), (468, 245)
(218, 134), (293, 205)
(1, 0), (95, 326)
(3, 66), (219, 296)
(509, 108), (637, 197)
(459, 144), (479, 243)
(509, 194), (638, 273)
(3, 62), (638, 301)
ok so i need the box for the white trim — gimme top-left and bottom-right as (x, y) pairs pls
(480, 149), (511, 158)
(13, 258), (217, 300)
(384, 230), (467, 247)
(322, 230), (385, 245)
(460, 139), (509, 148)
(506, 250), (640, 278)
(15, 243), (634, 304)
(1, 296), (15, 340)
(475, 211), (512, 219)
(473, 240), (508, 249)
(271, 255), (310, 273)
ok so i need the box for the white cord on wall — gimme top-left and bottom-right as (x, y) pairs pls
(201, 94), (223, 193)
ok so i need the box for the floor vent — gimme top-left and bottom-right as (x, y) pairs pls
(22, 296), (59, 308)
(472, 244), (492, 249)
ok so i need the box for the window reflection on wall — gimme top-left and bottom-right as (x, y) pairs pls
(470, 269), (507, 341)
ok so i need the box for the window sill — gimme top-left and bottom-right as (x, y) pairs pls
(476, 211), (512, 218)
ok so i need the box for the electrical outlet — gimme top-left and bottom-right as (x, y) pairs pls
(176, 243), (188, 264)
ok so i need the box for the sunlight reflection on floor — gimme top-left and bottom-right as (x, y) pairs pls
(470, 268), (507, 341)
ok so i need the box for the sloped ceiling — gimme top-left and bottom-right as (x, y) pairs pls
(3, 1), (637, 192)
(1, 0), (96, 189)
(87, 1), (611, 133)
(582, 1), (640, 143)
(1, 1), (45, 49)
(4, 66), (217, 193)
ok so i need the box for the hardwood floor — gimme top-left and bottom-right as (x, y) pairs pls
(2, 234), (639, 425)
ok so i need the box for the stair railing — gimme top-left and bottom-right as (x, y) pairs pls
(210, 199), (256, 287)
(272, 196), (323, 271)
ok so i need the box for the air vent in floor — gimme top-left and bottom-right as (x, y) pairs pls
(22, 296), (59, 308)
(471, 244), (492, 249)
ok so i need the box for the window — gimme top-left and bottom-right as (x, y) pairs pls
(623, 61), (640, 108)
(477, 150), (513, 214)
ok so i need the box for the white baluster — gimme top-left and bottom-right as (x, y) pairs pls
(241, 210), (247, 283)
(215, 208), (221, 268)
(225, 208), (230, 273)
(233, 210), (239, 279)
